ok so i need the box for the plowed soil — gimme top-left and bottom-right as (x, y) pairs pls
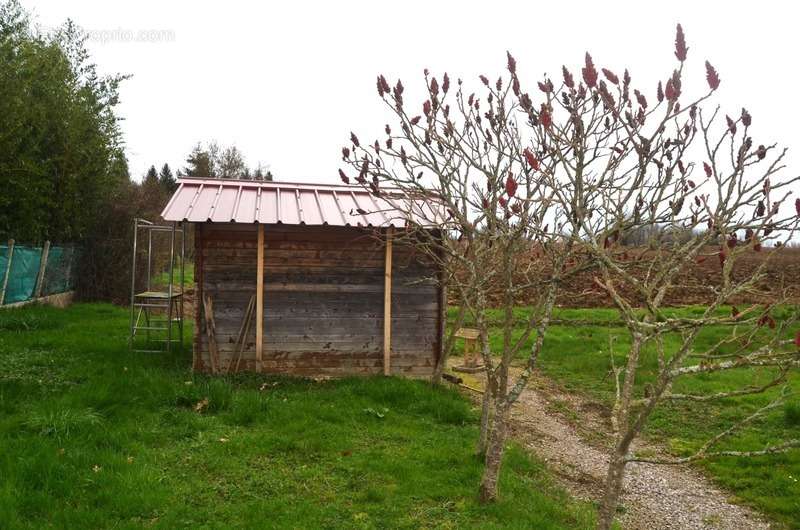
(473, 247), (800, 308)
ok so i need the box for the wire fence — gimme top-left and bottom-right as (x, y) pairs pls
(0, 240), (79, 306)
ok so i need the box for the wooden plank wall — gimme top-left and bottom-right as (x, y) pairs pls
(194, 223), (440, 376)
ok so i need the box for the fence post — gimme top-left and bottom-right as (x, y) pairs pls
(64, 246), (75, 290)
(34, 240), (51, 299)
(0, 239), (15, 305)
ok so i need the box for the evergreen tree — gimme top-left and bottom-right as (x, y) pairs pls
(158, 163), (177, 192)
(144, 165), (158, 185)
(253, 163), (274, 181)
(181, 143), (215, 178)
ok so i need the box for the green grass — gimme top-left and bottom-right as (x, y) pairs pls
(448, 305), (800, 528)
(0, 303), (597, 529)
(150, 262), (194, 288)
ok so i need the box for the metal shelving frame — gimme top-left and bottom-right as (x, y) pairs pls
(129, 218), (186, 353)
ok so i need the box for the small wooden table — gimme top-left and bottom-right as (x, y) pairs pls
(452, 327), (485, 373)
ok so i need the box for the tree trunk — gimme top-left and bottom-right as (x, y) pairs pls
(431, 354), (446, 385)
(478, 401), (507, 503)
(598, 335), (642, 529)
(476, 388), (493, 456)
(432, 302), (465, 385)
(597, 448), (628, 530)
(476, 309), (494, 455)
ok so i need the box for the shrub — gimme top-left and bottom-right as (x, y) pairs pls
(784, 402), (800, 427)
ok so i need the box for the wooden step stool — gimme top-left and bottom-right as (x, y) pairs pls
(452, 327), (484, 373)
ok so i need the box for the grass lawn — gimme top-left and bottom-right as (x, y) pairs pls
(150, 262), (194, 288)
(0, 303), (597, 529)
(448, 306), (800, 528)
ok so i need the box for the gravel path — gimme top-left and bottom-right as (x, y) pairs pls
(462, 370), (772, 529)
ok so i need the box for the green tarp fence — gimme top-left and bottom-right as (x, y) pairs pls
(0, 243), (78, 305)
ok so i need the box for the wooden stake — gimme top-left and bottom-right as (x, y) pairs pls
(34, 241), (50, 299)
(235, 306), (255, 374)
(229, 295), (255, 374)
(234, 295), (256, 352)
(0, 239), (14, 306)
(256, 224), (264, 372)
(383, 227), (393, 376)
(202, 294), (219, 374)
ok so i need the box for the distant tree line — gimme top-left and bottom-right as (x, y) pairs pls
(141, 138), (274, 202)
(0, 2), (276, 301)
(618, 224), (786, 249)
(180, 141), (273, 181)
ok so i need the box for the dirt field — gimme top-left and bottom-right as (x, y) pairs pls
(467, 246), (800, 309)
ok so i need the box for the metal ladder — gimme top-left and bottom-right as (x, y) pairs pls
(129, 218), (185, 353)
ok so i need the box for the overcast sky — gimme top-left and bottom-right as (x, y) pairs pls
(21, 0), (800, 189)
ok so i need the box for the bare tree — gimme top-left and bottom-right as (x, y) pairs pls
(518, 24), (800, 530)
(341, 58), (591, 502)
(217, 145), (247, 179)
(342, 23), (799, 515)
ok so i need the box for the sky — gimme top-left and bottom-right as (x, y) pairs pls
(20, 0), (800, 188)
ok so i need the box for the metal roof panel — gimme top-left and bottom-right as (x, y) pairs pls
(161, 177), (441, 228)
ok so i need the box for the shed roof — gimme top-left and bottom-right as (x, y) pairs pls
(161, 178), (441, 228)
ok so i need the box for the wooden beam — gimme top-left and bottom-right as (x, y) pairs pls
(0, 239), (15, 306)
(256, 224), (265, 372)
(34, 241), (50, 299)
(383, 227), (393, 376)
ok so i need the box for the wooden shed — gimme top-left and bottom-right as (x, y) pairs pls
(161, 178), (444, 377)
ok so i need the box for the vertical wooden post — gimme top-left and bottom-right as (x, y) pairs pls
(64, 246), (74, 291)
(0, 239), (15, 306)
(256, 224), (265, 372)
(383, 227), (393, 376)
(34, 240), (51, 299)
(193, 224), (203, 370)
